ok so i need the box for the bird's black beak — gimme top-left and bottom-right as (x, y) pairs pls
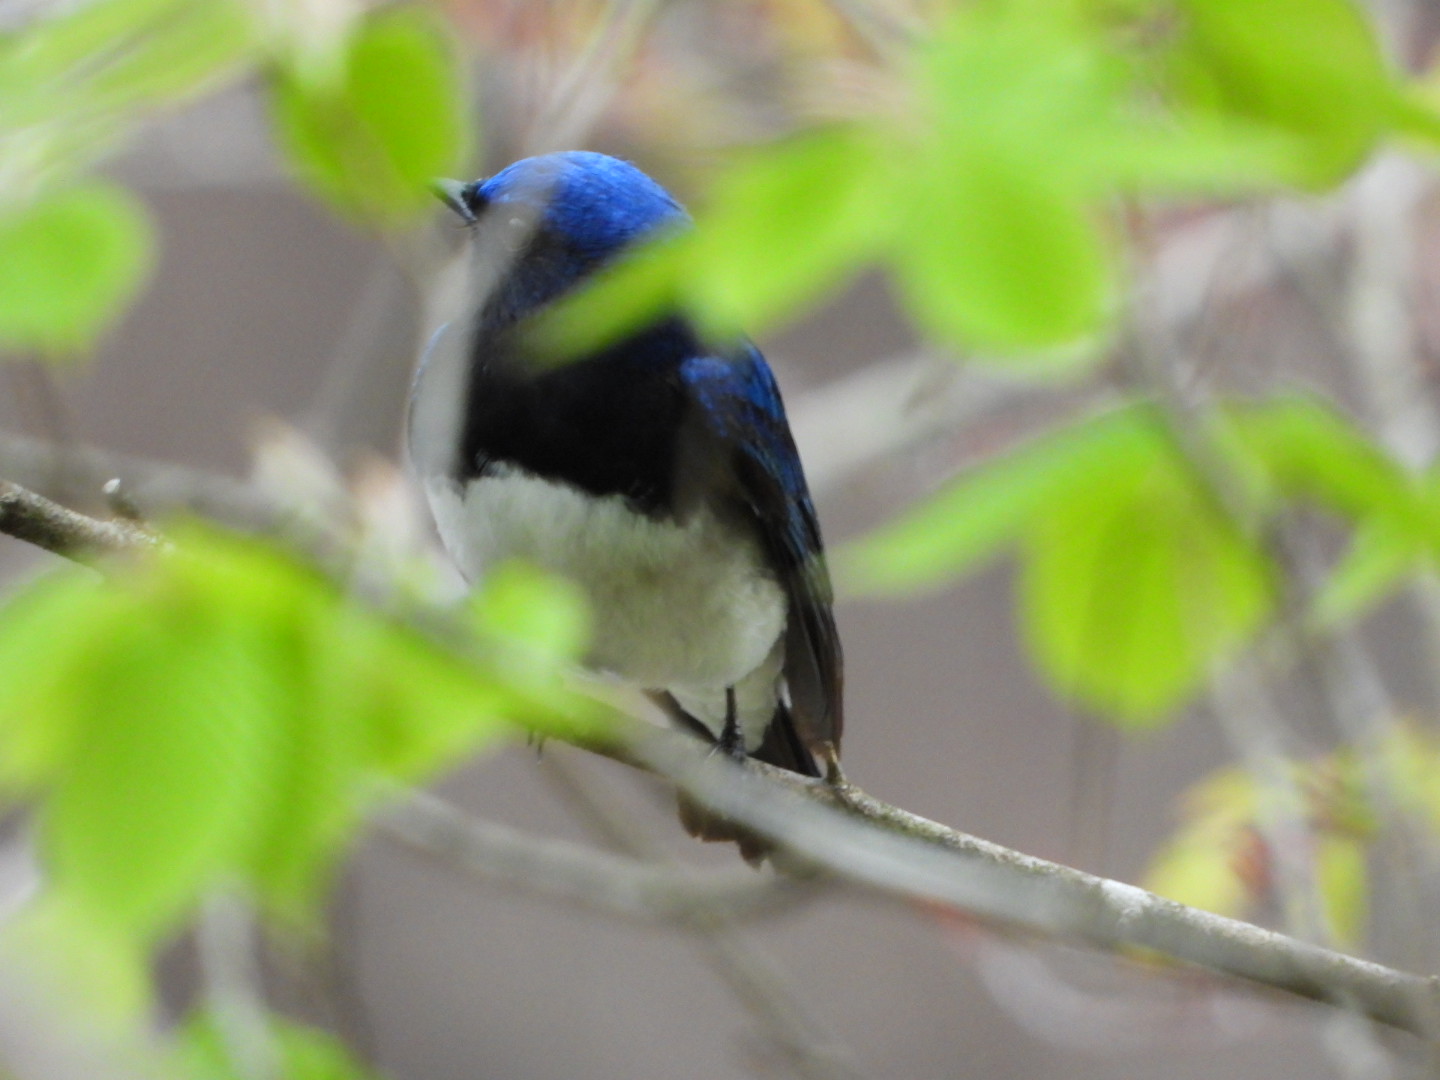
(432, 178), (476, 224)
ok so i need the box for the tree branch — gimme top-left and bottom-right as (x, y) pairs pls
(0, 479), (160, 562)
(376, 787), (823, 923)
(583, 721), (1440, 1043)
(0, 462), (1435, 1044)
(0, 429), (284, 533)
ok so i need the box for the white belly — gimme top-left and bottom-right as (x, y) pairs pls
(425, 465), (787, 737)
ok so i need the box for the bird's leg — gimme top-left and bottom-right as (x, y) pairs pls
(717, 686), (745, 760)
(820, 741), (846, 786)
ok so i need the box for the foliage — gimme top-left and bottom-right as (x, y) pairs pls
(270, 6), (471, 224)
(179, 1012), (386, 1080)
(536, 0), (1413, 364)
(0, 0), (469, 358)
(1137, 723), (1440, 948)
(0, 525), (597, 1020)
(843, 397), (1429, 722)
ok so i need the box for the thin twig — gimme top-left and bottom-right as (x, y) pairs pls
(0, 479), (160, 562)
(377, 787), (821, 924)
(0, 428), (284, 532)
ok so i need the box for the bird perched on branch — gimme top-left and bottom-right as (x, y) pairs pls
(409, 151), (842, 855)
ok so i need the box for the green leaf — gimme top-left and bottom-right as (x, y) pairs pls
(895, 149), (1113, 355)
(180, 1012), (383, 1080)
(898, 12), (1118, 355)
(0, 898), (152, 1025)
(471, 560), (591, 666)
(1316, 833), (1368, 948)
(523, 230), (690, 363)
(0, 183), (152, 356)
(1021, 433), (1273, 723)
(1144, 827), (1252, 918)
(1310, 518), (1419, 627)
(1172, 0), (1398, 186)
(0, 572), (121, 788)
(841, 405), (1159, 594)
(42, 611), (282, 937)
(270, 7), (470, 224)
(1144, 766), (1258, 916)
(687, 126), (886, 336)
(84, 0), (253, 111)
(1223, 396), (1417, 522)
(0, 0), (255, 191)
(1222, 396), (1427, 624)
(0, 0), (252, 119)
(0, 523), (604, 962)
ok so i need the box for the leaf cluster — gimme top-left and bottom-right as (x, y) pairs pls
(0, 525), (598, 1021)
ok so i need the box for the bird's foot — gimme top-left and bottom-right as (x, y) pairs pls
(715, 686), (747, 762)
(818, 741), (859, 804)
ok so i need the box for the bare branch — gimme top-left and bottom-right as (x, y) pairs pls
(0, 479), (160, 563)
(0, 428), (284, 533)
(377, 788), (822, 923)
(581, 721), (1440, 1043)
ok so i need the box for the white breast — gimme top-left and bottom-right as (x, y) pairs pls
(424, 465), (787, 742)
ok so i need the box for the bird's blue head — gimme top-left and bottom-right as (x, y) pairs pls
(438, 152), (689, 321)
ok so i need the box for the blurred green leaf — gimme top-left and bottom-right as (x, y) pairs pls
(523, 230), (690, 362)
(44, 618), (282, 937)
(180, 1012), (383, 1080)
(0, 524), (602, 1006)
(0, 572), (124, 788)
(1311, 519), (1419, 628)
(1146, 749), (1386, 944)
(1377, 723), (1440, 835)
(895, 151), (1113, 355)
(471, 560), (591, 667)
(1223, 396), (1417, 522)
(1222, 396), (1430, 624)
(0, 0), (255, 184)
(1144, 766), (1257, 917)
(1021, 430), (1272, 723)
(45, 0), (253, 114)
(841, 405), (1158, 594)
(688, 126), (886, 336)
(899, 11), (1118, 355)
(1143, 826), (1252, 919)
(0, 182), (152, 357)
(271, 6), (470, 224)
(0, 898), (152, 1025)
(1171, 0), (1398, 186)
(0, 0), (251, 114)
(1316, 833), (1368, 948)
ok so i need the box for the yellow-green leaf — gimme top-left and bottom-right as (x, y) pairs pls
(688, 126), (886, 335)
(270, 7), (470, 224)
(1316, 833), (1368, 948)
(1172, 0), (1398, 186)
(1021, 438), (1273, 723)
(0, 183), (152, 356)
(841, 405), (1158, 594)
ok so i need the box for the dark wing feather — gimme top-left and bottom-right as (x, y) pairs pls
(677, 347), (843, 762)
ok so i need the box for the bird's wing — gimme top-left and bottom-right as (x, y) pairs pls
(677, 347), (843, 758)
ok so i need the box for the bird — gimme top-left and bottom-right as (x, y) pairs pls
(408, 151), (842, 853)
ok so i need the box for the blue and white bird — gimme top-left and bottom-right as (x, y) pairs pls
(409, 151), (843, 835)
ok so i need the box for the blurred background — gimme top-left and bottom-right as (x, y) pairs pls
(5, 0), (1440, 1077)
